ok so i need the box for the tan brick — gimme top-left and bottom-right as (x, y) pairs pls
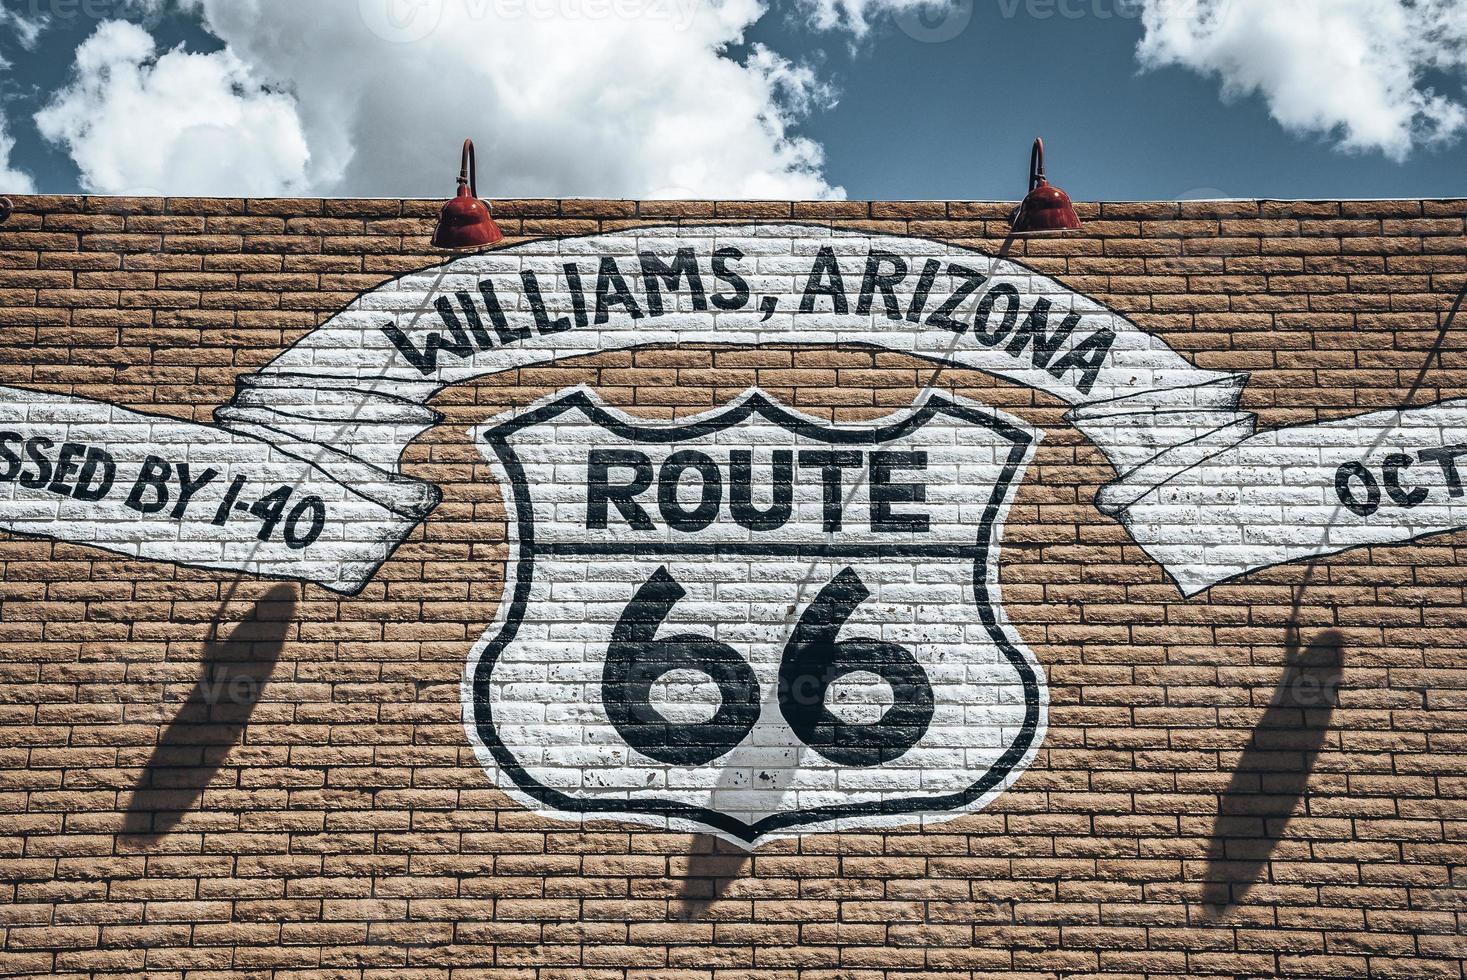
(0, 194), (1458, 979)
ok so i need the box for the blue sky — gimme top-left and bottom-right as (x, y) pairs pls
(744, 2), (1467, 200)
(0, 0), (1464, 200)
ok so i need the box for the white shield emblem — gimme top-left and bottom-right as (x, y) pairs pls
(464, 386), (1046, 844)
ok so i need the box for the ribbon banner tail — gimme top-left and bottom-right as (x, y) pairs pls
(1097, 398), (1467, 597)
(0, 386), (437, 595)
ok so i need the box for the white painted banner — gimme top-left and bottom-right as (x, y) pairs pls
(0, 385), (433, 593)
(1110, 399), (1467, 596)
(0, 224), (1460, 598)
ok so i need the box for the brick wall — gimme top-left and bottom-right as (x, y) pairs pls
(0, 194), (1465, 978)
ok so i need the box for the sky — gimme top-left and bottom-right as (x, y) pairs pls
(0, 0), (1463, 201)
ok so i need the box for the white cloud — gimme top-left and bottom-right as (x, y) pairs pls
(1135, 0), (1467, 161)
(0, 108), (36, 194)
(0, 6), (49, 50)
(41, 0), (842, 199)
(746, 43), (838, 117)
(794, 0), (950, 38)
(34, 20), (310, 196)
(0, 4), (41, 193)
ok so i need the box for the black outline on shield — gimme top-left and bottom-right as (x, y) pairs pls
(471, 388), (1042, 843)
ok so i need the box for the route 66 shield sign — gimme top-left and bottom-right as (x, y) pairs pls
(463, 386), (1046, 844)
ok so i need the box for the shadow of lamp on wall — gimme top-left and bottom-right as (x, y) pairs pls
(676, 834), (752, 921)
(1195, 283), (1461, 914)
(1197, 285), (1466, 914)
(122, 583), (297, 841)
(1201, 629), (1344, 914)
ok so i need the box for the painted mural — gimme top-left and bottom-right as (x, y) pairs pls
(1, 222), (1464, 842)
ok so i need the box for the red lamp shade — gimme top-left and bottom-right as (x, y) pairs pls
(1009, 138), (1082, 234)
(432, 139), (504, 250)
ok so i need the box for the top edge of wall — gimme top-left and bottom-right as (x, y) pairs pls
(0, 195), (1464, 204)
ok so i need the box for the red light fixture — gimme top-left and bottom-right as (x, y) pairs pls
(1009, 137), (1082, 235)
(431, 139), (504, 250)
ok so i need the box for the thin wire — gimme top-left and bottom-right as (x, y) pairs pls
(1284, 281), (1467, 646)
